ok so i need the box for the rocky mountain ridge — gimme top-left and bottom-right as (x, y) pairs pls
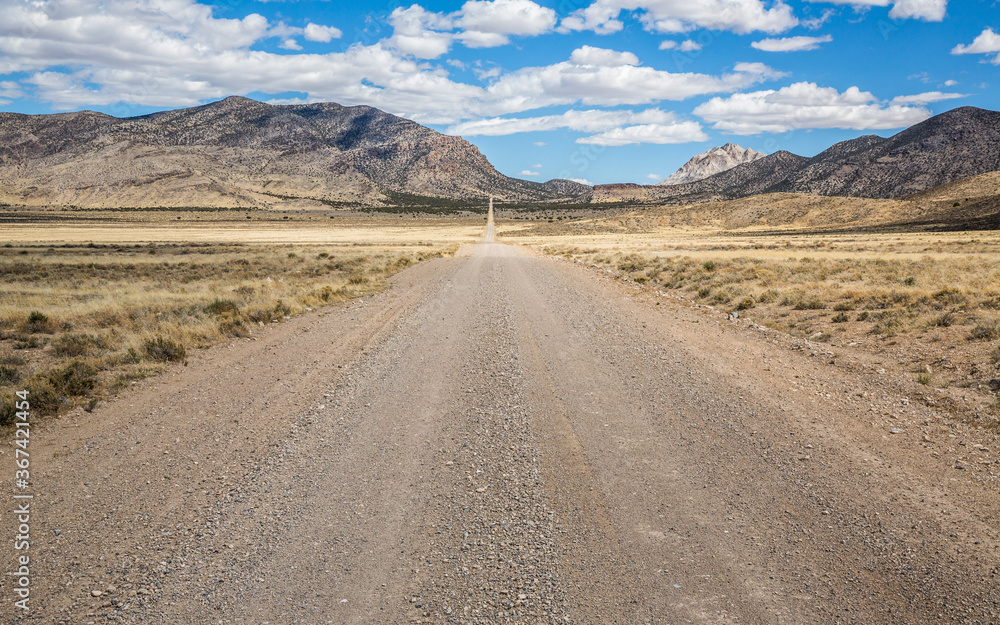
(596, 106), (1000, 203)
(0, 96), (590, 208)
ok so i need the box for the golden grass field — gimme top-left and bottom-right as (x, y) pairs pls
(0, 209), (481, 423)
(2, 200), (999, 424)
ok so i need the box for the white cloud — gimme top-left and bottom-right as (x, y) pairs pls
(279, 38), (302, 51)
(751, 34), (832, 52)
(694, 81), (932, 134)
(448, 108), (682, 135)
(533, 141), (547, 146)
(447, 108), (707, 146)
(0, 0), (788, 132)
(803, 0), (946, 21)
(520, 169), (541, 176)
(678, 40), (702, 52)
(952, 27), (1000, 64)
(563, 0), (798, 35)
(942, 79), (957, 87)
(303, 23), (343, 42)
(800, 8), (835, 29)
(888, 0), (947, 21)
(481, 51), (785, 113)
(474, 66), (503, 81)
(577, 121), (707, 145)
(0, 1), (490, 121)
(890, 91), (966, 105)
(456, 0), (557, 47)
(646, 173), (663, 180)
(569, 45), (640, 66)
(568, 178), (594, 185)
(530, 163), (543, 168)
(387, 0), (555, 57)
(559, 4), (624, 34)
(0, 80), (26, 102)
(658, 40), (678, 50)
(387, 5), (455, 59)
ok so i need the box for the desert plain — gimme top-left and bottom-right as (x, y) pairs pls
(0, 201), (999, 624)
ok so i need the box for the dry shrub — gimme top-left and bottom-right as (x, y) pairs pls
(25, 310), (54, 333)
(51, 332), (100, 357)
(48, 359), (99, 396)
(969, 319), (1000, 341)
(143, 336), (187, 362)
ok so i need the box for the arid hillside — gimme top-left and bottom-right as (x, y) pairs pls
(0, 96), (590, 209)
(596, 106), (1000, 205)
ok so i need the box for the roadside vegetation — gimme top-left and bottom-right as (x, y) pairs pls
(0, 241), (453, 424)
(529, 230), (1000, 412)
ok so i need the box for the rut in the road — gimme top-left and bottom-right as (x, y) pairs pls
(404, 257), (569, 623)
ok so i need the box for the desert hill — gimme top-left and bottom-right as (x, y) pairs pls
(0, 96), (590, 209)
(595, 169), (1000, 233)
(596, 106), (1000, 205)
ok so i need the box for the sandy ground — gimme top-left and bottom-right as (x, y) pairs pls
(2, 210), (999, 624)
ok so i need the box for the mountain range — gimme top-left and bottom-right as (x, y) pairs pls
(0, 96), (589, 209)
(595, 107), (1000, 204)
(1, 98), (999, 210)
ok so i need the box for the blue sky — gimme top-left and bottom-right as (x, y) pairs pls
(0, 0), (998, 184)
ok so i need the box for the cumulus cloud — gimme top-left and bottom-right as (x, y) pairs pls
(658, 40), (678, 50)
(646, 173), (663, 180)
(520, 169), (541, 176)
(480, 51), (784, 113)
(279, 38), (302, 51)
(0, 0), (490, 121)
(562, 0), (798, 35)
(952, 27), (1000, 64)
(694, 82), (932, 133)
(0, 80), (26, 104)
(803, 0), (946, 21)
(578, 121), (707, 145)
(387, 0), (556, 57)
(303, 23), (343, 42)
(569, 45), (640, 66)
(446, 108), (706, 146)
(456, 0), (557, 47)
(888, 0), (947, 21)
(387, 5), (455, 59)
(751, 34), (832, 52)
(678, 40), (702, 52)
(0, 0), (788, 131)
(890, 91), (966, 105)
(0, 80), (26, 98)
(448, 108), (681, 135)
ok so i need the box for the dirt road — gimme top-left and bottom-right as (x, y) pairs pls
(5, 212), (1000, 624)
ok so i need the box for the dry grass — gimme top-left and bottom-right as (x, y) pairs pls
(0, 211), (474, 424)
(509, 217), (1000, 410)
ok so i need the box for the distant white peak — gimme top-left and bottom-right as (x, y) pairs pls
(659, 143), (767, 186)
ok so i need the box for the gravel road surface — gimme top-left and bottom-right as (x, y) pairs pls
(5, 211), (999, 624)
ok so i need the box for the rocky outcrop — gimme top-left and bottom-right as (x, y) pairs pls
(659, 143), (767, 186)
